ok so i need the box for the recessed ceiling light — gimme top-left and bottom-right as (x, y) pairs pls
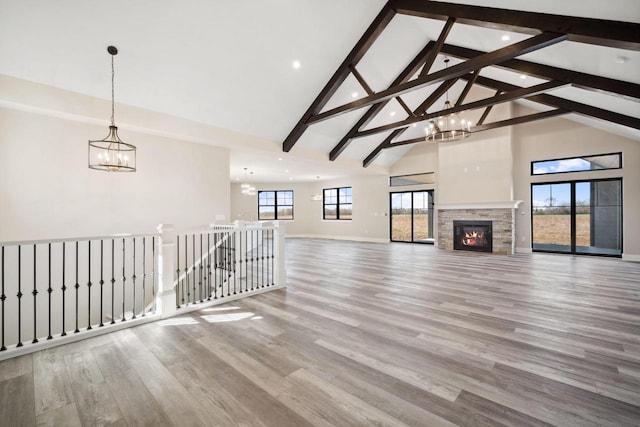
(278, 157), (283, 161)
(412, 123), (417, 127)
(351, 92), (358, 98)
(285, 169), (289, 173)
(520, 74), (527, 80)
(390, 111), (396, 116)
(501, 34), (511, 41)
(289, 177), (293, 180)
(615, 55), (629, 64)
(292, 60), (301, 69)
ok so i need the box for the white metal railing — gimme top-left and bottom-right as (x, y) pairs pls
(0, 220), (286, 360)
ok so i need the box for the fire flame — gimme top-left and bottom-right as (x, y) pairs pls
(462, 230), (485, 246)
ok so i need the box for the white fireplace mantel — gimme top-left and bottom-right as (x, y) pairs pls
(437, 200), (523, 210)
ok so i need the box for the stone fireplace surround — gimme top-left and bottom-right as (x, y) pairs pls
(437, 201), (522, 254)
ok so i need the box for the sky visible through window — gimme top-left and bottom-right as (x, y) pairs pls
(532, 158), (591, 175)
(532, 183), (591, 207)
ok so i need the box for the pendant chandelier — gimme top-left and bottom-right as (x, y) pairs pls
(88, 46), (136, 172)
(241, 168), (256, 196)
(425, 58), (471, 143)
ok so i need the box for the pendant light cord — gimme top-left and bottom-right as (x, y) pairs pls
(111, 53), (115, 127)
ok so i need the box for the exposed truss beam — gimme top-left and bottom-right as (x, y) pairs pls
(355, 80), (566, 138)
(362, 78), (458, 167)
(469, 75), (640, 130)
(383, 109), (568, 149)
(328, 41), (436, 161)
(477, 91), (501, 126)
(441, 44), (640, 101)
(420, 17), (456, 77)
(350, 65), (374, 95)
(390, 0), (640, 50)
(455, 69), (480, 106)
(282, 4), (395, 152)
(307, 32), (567, 125)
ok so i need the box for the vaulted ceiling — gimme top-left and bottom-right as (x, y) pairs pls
(284, 0), (640, 168)
(1, 0), (638, 182)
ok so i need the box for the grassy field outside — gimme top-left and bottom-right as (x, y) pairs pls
(391, 213), (430, 241)
(533, 213), (590, 246)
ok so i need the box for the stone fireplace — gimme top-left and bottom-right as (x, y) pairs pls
(437, 201), (521, 254)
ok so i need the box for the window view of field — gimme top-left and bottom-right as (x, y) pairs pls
(391, 212), (430, 241)
(391, 191), (433, 242)
(533, 213), (591, 246)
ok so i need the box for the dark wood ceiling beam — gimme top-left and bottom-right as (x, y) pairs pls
(396, 97), (415, 117)
(361, 78), (458, 167)
(362, 129), (406, 167)
(472, 109), (568, 132)
(282, 4), (395, 152)
(420, 17), (456, 77)
(441, 44), (640, 100)
(390, 0), (640, 50)
(349, 65), (374, 95)
(329, 40), (436, 161)
(477, 91), (501, 125)
(469, 74), (640, 130)
(308, 32), (567, 125)
(455, 69), (480, 106)
(355, 80), (566, 138)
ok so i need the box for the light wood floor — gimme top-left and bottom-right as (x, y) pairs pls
(1, 238), (639, 426)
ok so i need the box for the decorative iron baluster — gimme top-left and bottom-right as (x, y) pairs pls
(261, 229), (265, 288)
(1, 246), (5, 351)
(250, 230), (254, 291)
(207, 233), (211, 301)
(32, 244), (38, 343)
(213, 232), (218, 300)
(111, 239), (116, 325)
(192, 234), (196, 304)
(121, 238), (126, 322)
(61, 242), (67, 336)
(152, 237), (156, 313)
(142, 237), (146, 317)
(199, 233), (203, 302)
(184, 235), (189, 306)
(176, 234), (181, 308)
(132, 237), (137, 319)
(227, 233), (232, 297)
(74, 241), (80, 333)
(17, 245), (23, 347)
(238, 230), (243, 294)
(47, 243), (53, 339)
(244, 230), (249, 293)
(87, 240), (92, 330)
(233, 231), (237, 295)
(271, 228), (275, 286)
(99, 240), (104, 327)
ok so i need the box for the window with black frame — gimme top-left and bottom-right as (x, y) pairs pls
(258, 190), (293, 220)
(323, 187), (352, 220)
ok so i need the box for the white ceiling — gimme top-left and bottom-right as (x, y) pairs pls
(1, 0), (638, 182)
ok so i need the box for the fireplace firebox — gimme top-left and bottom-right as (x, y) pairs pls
(453, 220), (493, 253)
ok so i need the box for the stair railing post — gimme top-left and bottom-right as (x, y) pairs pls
(156, 224), (177, 319)
(273, 221), (287, 288)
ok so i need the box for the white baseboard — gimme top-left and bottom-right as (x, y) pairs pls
(622, 253), (640, 262)
(286, 234), (388, 244)
(515, 247), (533, 254)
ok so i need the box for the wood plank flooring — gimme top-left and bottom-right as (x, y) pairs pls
(1, 238), (639, 426)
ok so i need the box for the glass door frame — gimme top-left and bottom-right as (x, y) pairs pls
(389, 190), (434, 244)
(530, 177), (623, 257)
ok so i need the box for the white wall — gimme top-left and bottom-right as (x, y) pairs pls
(231, 174), (390, 242)
(0, 77), (231, 241)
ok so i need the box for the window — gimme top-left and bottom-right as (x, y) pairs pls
(323, 187), (352, 220)
(531, 152), (621, 175)
(258, 190), (293, 220)
(531, 178), (621, 256)
(390, 190), (434, 243)
(389, 172), (435, 186)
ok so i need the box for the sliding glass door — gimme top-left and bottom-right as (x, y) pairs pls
(532, 178), (622, 256)
(390, 191), (434, 243)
